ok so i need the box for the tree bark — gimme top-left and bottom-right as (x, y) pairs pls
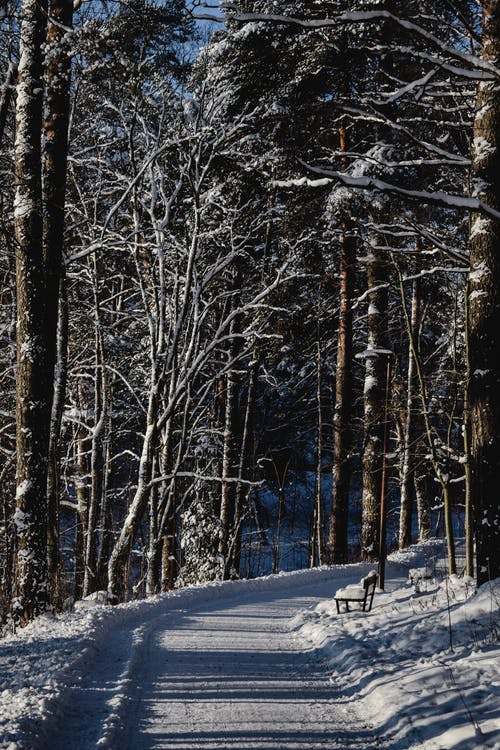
(219, 284), (241, 578)
(47, 273), (68, 607)
(395, 262), (456, 574)
(107, 383), (158, 603)
(329, 122), (356, 564)
(43, 0), (73, 607)
(73, 377), (90, 599)
(0, 62), (17, 148)
(310, 318), (325, 567)
(361, 237), (390, 562)
(229, 360), (258, 577)
(43, 0), (72, 372)
(12, 0), (50, 623)
(463, 281), (474, 578)
(468, 1), (500, 586)
(83, 266), (108, 598)
(414, 464), (432, 541)
(329, 226), (356, 563)
(399, 276), (420, 549)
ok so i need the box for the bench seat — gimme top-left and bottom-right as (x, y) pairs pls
(334, 571), (377, 613)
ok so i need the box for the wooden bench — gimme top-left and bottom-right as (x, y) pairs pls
(334, 571), (377, 613)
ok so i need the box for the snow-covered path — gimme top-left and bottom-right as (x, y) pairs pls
(42, 578), (379, 750)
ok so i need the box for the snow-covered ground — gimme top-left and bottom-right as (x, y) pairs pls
(295, 540), (500, 750)
(0, 539), (498, 750)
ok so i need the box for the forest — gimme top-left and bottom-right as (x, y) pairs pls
(0, 0), (499, 627)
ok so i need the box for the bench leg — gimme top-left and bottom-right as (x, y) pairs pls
(336, 600), (340, 614)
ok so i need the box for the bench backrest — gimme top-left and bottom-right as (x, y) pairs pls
(362, 572), (377, 591)
(361, 572), (377, 611)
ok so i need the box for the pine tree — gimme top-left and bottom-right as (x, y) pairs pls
(468, 1), (500, 586)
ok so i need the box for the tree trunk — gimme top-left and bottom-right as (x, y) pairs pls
(329, 227), (356, 563)
(83, 272), (107, 598)
(230, 361), (258, 577)
(310, 318), (325, 567)
(395, 262), (455, 573)
(219, 286), (241, 578)
(0, 62), (17, 148)
(146, 467), (161, 597)
(12, 0), (50, 624)
(272, 455), (289, 575)
(42, 0), (72, 387)
(73, 377), (89, 599)
(107, 383), (158, 603)
(43, 0), (73, 607)
(329, 122), (356, 565)
(361, 237), (390, 562)
(468, 1), (500, 586)
(273, 483), (286, 575)
(219, 363), (238, 576)
(414, 464), (432, 541)
(47, 274), (68, 607)
(399, 276), (420, 549)
(161, 521), (177, 592)
(463, 281), (474, 578)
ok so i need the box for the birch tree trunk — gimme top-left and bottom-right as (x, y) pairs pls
(107, 383), (158, 603)
(414, 463), (432, 542)
(398, 276), (420, 549)
(219, 364), (238, 577)
(219, 285), (241, 578)
(468, 0), (500, 586)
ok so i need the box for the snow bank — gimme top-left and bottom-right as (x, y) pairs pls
(294, 540), (500, 750)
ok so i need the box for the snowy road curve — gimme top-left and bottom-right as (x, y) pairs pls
(42, 576), (381, 750)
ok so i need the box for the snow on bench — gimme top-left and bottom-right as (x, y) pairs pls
(334, 571), (377, 613)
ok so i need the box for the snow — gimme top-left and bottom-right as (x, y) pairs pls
(469, 216), (491, 241)
(0, 542), (498, 750)
(14, 480), (33, 502)
(278, 167), (500, 221)
(473, 136), (496, 165)
(334, 584), (365, 598)
(364, 374), (378, 395)
(469, 260), (491, 281)
(469, 290), (488, 302)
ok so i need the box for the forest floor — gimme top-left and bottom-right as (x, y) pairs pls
(0, 540), (499, 750)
